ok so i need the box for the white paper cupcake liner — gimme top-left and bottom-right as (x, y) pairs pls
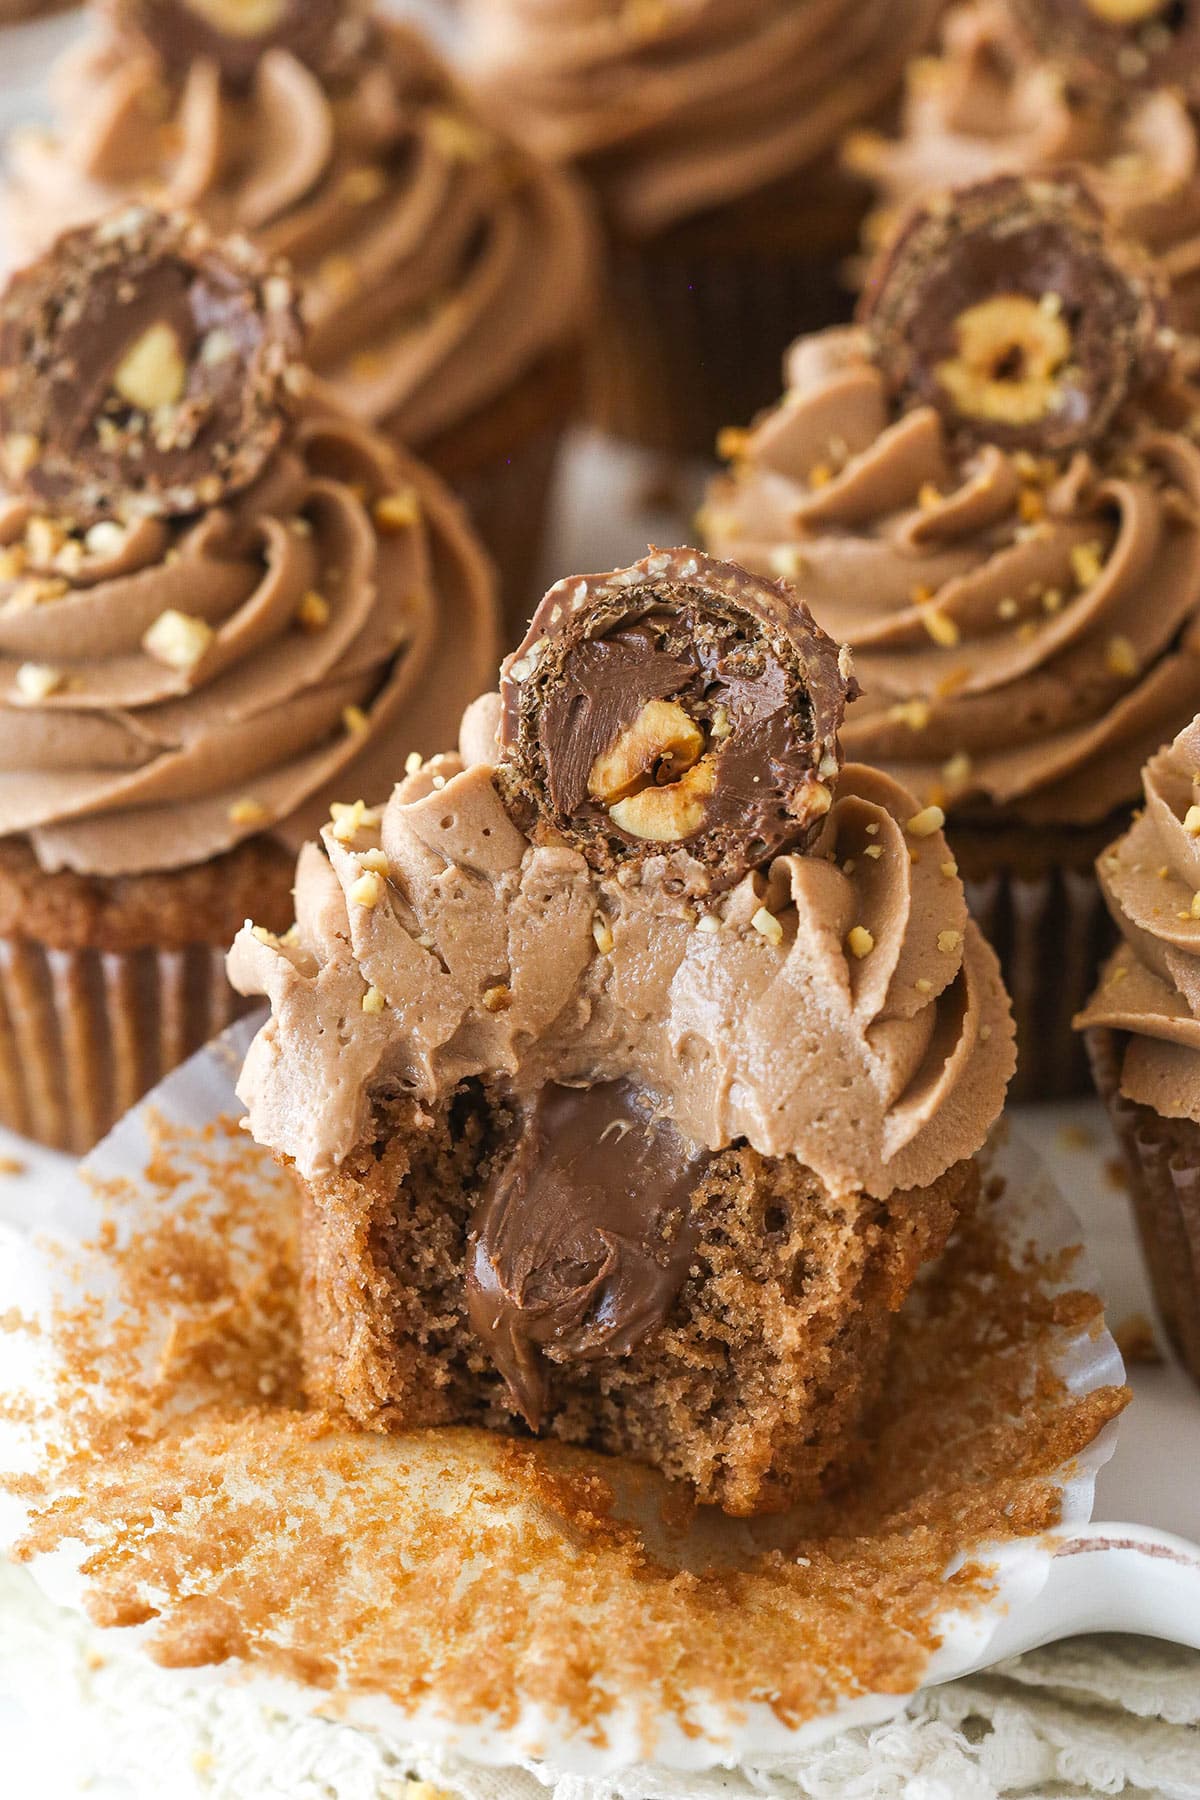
(0, 1018), (1127, 1781)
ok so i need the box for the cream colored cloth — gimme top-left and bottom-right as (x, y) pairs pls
(3, 1560), (1198, 1800)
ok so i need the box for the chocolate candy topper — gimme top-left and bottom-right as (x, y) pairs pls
(859, 174), (1168, 456)
(0, 208), (304, 525)
(498, 547), (854, 890)
(106, 0), (371, 90)
(1009, 0), (1200, 102)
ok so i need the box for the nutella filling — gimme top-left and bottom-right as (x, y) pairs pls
(466, 1081), (708, 1428)
(541, 613), (813, 867)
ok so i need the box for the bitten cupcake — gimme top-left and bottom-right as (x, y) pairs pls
(229, 547), (1015, 1516)
(462, 0), (942, 458)
(706, 173), (1200, 1100)
(1, 0), (596, 627)
(0, 206), (497, 1153)
(845, 0), (1200, 332)
(1076, 714), (1200, 1386)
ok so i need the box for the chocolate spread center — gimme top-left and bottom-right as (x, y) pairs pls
(466, 1082), (709, 1428)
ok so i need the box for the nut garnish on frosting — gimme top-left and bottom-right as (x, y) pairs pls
(0, 208), (303, 524)
(707, 174), (1200, 825)
(230, 548), (1015, 1198)
(1076, 712), (1200, 1120)
(497, 550), (854, 888)
(0, 206), (497, 878)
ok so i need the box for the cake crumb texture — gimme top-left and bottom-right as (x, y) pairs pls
(300, 1088), (973, 1513)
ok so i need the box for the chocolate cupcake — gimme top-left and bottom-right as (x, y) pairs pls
(1076, 714), (1200, 1385)
(229, 547), (1015, 1516)
(846, 0), (1200, 333)
(0, 206), (497, 1153)
(462, 0), (942, 458)
(1, 0), (597, 631)
(705, 173), (1200, 1100)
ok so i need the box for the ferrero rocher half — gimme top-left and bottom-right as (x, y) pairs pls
(104, 0), (372, 88)
(498, 547), (855, 890)
(1009, 0), (1200, 102)
(0, 207), (304, 524)
(859, 173), (1170, 455)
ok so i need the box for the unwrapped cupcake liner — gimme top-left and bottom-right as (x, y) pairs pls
(1086, 1026), (1200, 1386)
(588, 214), (857, 460)
(0, 937), (250, 1156)
(0, 1019), (1127, 1778)
(962, 857), (1114, 1104)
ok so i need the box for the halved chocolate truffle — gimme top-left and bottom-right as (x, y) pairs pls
(498, 547), (855, 890)
(859, 173), (1168, 454)
(0, 207), (304, 524)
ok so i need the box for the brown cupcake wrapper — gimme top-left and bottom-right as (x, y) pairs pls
(960, 855), (1114, 1103)
(0, 936), (251, 1155)
(1086, 1025), (1200, 1386)
(587, 227), (856, 460)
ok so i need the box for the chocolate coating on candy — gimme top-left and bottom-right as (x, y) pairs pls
(0, 208), (304, 524)
(107, 0), (371, 89)
(466, 1082), (707, 1430)
(1010, 0), (1200, 103)
(859, 174), (1168, 455)
(498, 548), (852, 890)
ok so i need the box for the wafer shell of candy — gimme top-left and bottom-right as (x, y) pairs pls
(859, 174), (1169, 455)
(498, 547), (854, 889)
(0, 208), (304, 525)
(106, 0), (371, 89)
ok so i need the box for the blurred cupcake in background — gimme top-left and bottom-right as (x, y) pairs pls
(705, 173), (1200, 1100)
(845, 0), (1200, 332)
(462, 0), (943, 458)
(2, 0), (597, 632)
(1076, 713), (1200, 1386)
(0, 206), (497, 1153)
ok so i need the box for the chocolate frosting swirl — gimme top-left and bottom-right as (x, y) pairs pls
(0, 386), (497, 879)
(2, 14), (594, 447)
(229, 632), (1015, 1200)
(705, 323), (1200, 827)
(107, 0), (373, 90)
(1076, 714), (1200, 1122)
(847, 1), (1200, 335)
(463, 0), (942, 235)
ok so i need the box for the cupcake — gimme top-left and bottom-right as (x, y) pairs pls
(229, 547), (1015, 1516)
(1076, 714), (1200, 1385)
(0, 205), (497, 1153)
(1, 0), (597, 631)
(705, 173), (1200, 1101)
(846, 0), (1200, 332)
(461, 0), (943, 458)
